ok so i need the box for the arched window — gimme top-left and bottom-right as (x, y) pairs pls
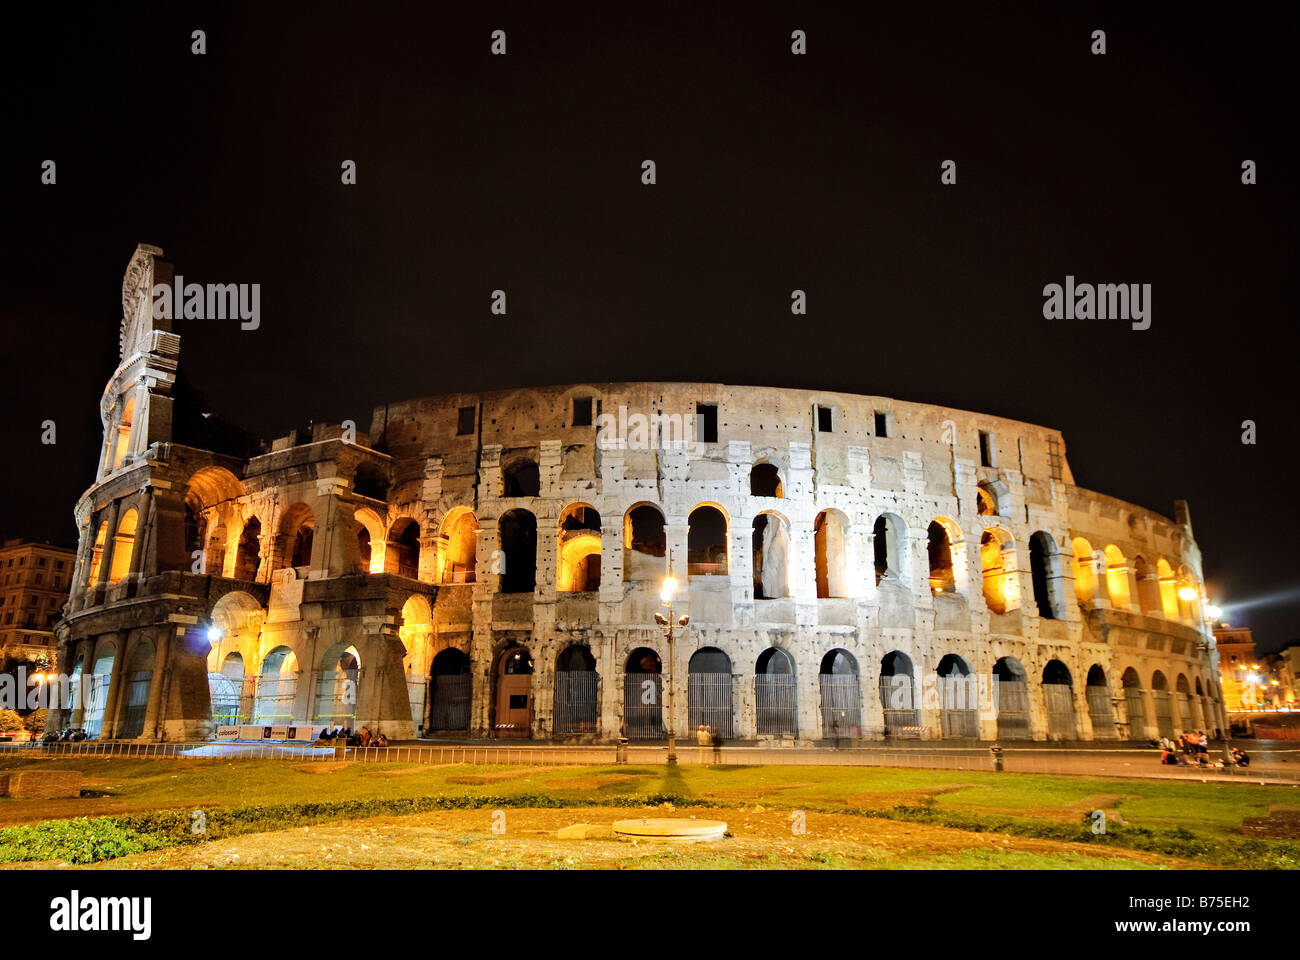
(927, 520), (957, 595)
(352, 461), (389, 501)
(755, 647), (797, 736)
(873, 514), (906, 586)
(814, 510), (848, 598)
(498, 509), (537, 593)
(87, 521), (109, 586)
(554, 644), (599, 735)
(623, 647), (663, 740)
(1133, 556), (1159, 614)
(980, 528), (1017, 613)
(108, 509), (138, 585)
(819, 650), (861, 738)
(992, 657), (1030, 739)
(111, 395), (135, 470)
(1042, 659), (1078, 738)
(1104, 545), (1130, 610)
(750, 463), (783, 498)
(1029, 531), (1062, 619)
(687, 505), (728, 576)
(502, 459), (541, 497)
(623, 504), (666, 582)
(879, 651), (918, 736)
(1156, 558), (1179, 620)
(233, 517), (262, 581)
(557, 504), (602, 592)
(389, 518), (421, 580)
(276, 504), (315, 574)
(752, 512), (790, 599)
(1071, 537), (1096, 604)
(439, 508), (478, 584)
(688, 647), (733, 738)
(936, 654), (977, 738)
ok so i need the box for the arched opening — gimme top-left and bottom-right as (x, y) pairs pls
(980, 528), (1018, 614)
(313, 644), (359, 728)
(388, 518), (421, 580)
(428, 648), (471, 731)
(1176, 567), (1200, 624)
(184, 500), (203, 568)
(439, 508), (479, 584)
(623, 504), (667, 582)
(205, 519), (229, 578)
(233, 516), (262, 581)
(879, 651), (919, 737)
(1071, 537), (1096, 604)
(755, 647), (797, 736)
(873, 515), (906, 585)
(937, 654), (977, 738)
(82, 643), (116, 738)
(1150, 670), (1175, 738)
(400, 596), (433, 731)
(111, 395), (135, 469)
(993, 657), (1030, 739)
(252, 646), (299, 725)
(814, 510), (848, 598)
(87, 521), (109, 586)
(687, 505), (728, 576)
(1121, 668), (1147, 738)
(1175, 673), (1194, 733)
(276, 504), (315, 574)
(208, 652), (245, 728)
(67, 655), (87, 730)
(623, 647), (663, 740)
(494, 644), (534, 738)
(354, 508), (384, 574)
(688, 647), (733, 738)
(750, 463), (783, 498)
(117, 639), (155, 739)
(976, 483), (998, 516)
(752, 512), (790, 599)
(502, 459), (541, 498)
(554, 644), (599, 735)
(1085, 664), (1116, 738)
(108, 509), (138, 585)
(1029, 531), (1063, 619)
(557, 504), (602, 592)
(818, 649), (861, 738)
(1156, 558), (1179, 620)
(927, 520), (957, 595)
(352, 461), (389, 501)
(1104, 544), (1130, 610)
(1042, 659), (1077, 739)
(498, 510), (537, 593)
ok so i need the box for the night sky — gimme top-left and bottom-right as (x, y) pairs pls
(2, 4), (1295, 647)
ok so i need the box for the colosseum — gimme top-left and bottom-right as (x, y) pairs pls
(50, 245), (1226, 745)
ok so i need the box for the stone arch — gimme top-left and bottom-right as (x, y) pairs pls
(687, 504), (729, 576)
(1121, 666), (1148, 739)
(498, 509), (537, 593)
(502, 457), (541, 498)
(879, 651), (919, 736)
(557, 503), (602, 592)
(818, 649), (861, 738)
(979, 526), (1018, 614)
(1071, 537), (1096, 604)
(1150, 669), (1174, 738)
(352, 460), (390, 501)
(252, 646), (300, 724)
(107, 508), (138, 584)
(399, 595), (434, 730)
(623, 503), (667, 582)
(927, 517), (961, 595)
(936, 653), (977, 738)
(1133, 556), (1159, 614)
(1085, 664), (1117, 738)
(688, 646), (733, 738)
(82, 640), (117, 737)
(276, 503), (315, 573)
(622, 646), (663, 740)
(428, 648), (471, 731)
(993, 656), (1031, 739)
(493, 643), (534, 738)
(976, 479), (1010, 517)
(1041, 658), (1078, 739)
(313, 641), (361, 728)
(755, 646), (797, 736)
(208, 652), (245, 727)
(872, 513), (908, 585)
(752, 510), (790, 599)
(1104, 544), (1130, 610)
(438, 507), (478, 584)
(386, 517), (421, 580)
(354, 507), (384, 574)
(1156, 558), (1179, 619)
(87, 520), (110, 586)
(1028, 531), (1065, 619)
(553, 643), (599, 735)
(109, 394), (136, 470)
(233, 515), (262, 581)
(117, 638), (156, 738)
(814, 509), (850, 598)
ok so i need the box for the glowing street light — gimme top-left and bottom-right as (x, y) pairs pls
(655, 555), (689, 764)
(1205, 603), (1223, 621)
(207, 624), (223, 643)
(1178, 586), (1198, 602)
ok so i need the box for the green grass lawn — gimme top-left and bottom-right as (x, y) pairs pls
(0, 756), (1295, 868)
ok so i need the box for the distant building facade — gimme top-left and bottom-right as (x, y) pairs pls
(50, 245), (1226, 742)
(1215, 625), (1295, 711)
(0, 539), (76, 664)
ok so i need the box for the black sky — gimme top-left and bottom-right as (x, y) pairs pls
(2, 3), (1295, 648)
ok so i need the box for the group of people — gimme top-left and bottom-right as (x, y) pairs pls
(316, 725), (389, 748)
(1157, 731), (1249, 767)
(41, 728), (89, 742)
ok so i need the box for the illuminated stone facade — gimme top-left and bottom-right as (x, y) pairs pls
(50, 245), (1226, 742)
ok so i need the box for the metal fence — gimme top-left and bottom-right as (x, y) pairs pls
(1043, 683), (1078, 739)
(1125, 688), (1148, 736)
(1152, 690), (1176, 739)
(879, 676), (921, 737)
(939, 676), (978, 739)
(994, 678), (1031, 740)
(1176, 692), (1195, 732)
(755, 674), (797, 736)
(1086, 686), (1117, 738)
(688, 673), (734, 739)
(313, 669), (358, 727)
(117, 671), (152, 739)
(622, 674), (663, 739)
(251, 672), (298, 725)
(553, 671), (599, 735)
(819, 674), (862, 738)
(429, 674), (471, 731)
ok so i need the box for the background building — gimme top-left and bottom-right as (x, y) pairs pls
(49, 246), (1226, 743)
(0, 539), (76, 665)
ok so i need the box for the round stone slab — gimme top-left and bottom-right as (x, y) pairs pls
(612, 817), (727, 841)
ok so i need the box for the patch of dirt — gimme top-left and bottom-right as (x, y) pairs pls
(58, 805), (1188, 871)
(995, 793), (1138, 822)
(447, 768), (545, 785)
(290, 762), (355, 774)
(843, 784), (982, 809)
(542, 775), (652, 790)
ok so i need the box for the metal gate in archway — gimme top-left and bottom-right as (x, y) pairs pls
(117, 671), (152, 739)
(554, 671), (599, 735)
(1151, 690), (1175, 739)
(623, 673), (663, 739)
(993, 678), (1031, 740)
(688, 674), (734, 739)
(819, 675), (861, 738)
(1086, 686), (1117, 738)
(1124, 688), (1148, 738)
(879, 676), (920, 737)
(1043, 683), (1078, 739)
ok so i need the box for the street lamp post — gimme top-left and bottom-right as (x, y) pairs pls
(655, 553), (689, 765)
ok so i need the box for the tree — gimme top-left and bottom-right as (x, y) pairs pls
(23, 709), (48, 734)
(0, 709), (23, 733)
